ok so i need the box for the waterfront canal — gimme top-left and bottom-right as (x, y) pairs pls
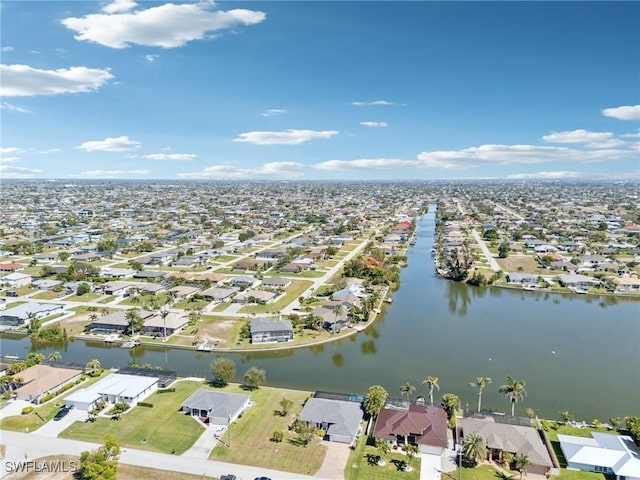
(1, 206), (638, 420)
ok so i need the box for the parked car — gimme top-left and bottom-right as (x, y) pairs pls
(53, 406), (70, 421)
(220, 476), (237, 480)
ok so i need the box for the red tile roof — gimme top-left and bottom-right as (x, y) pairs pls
(374, 405), (448, 448)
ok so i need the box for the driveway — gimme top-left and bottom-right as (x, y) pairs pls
(35, 407), (86, 437)
(182, 423), (223, 459)
(314, 440), (351, 480)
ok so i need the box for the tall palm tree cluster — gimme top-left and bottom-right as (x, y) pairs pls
(399, 375), (526, 416)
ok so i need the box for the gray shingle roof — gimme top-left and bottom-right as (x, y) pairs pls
(181, 389), (250, 419)
(299, 398), (363, 438)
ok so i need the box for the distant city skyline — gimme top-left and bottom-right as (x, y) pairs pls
(1, 1), (638, 180)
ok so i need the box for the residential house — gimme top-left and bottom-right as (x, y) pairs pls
(2, 272), (32, 288)
(167, 285), (201, 298)
(558, 274), (601, 288)
(458, 415), (553, 475)
(65, 373), (158, 410)
(374, 405), (448, 456)
(558, 432), (640, 479)
(313, 306), (349, 333)
(101, 267), (136, 278)
(614, 275), (640, 292)
(201, 287), (236, 302)
(0, 263), (25, 272)
(299, 397), (364, 444)
(87, 309), (155, 334)
(0, 302), (64, 328)
(250, 317), (293, 344)
(506, 272), (539, 285)
(102, 281), (132, 296)
(31, 279), (62, 290)
(230, 276), (260, 289)
(14, 364), (83, 403)
(141, 312), (188, 337)
(181, 389), (250, 425)
(261, 277), (292, 289)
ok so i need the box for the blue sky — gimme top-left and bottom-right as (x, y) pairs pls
(1, 1), (639, 180)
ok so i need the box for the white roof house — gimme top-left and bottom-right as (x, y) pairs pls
(65, 373), (158, 410)
(559, 433), (640, 480)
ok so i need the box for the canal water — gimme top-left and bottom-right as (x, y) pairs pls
(1, 206), (638, 420)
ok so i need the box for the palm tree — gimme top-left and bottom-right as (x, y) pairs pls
(462, 433), (487, 465)
(160, 309), (170, 339)
(513, 453), (530, 480)
(47, 351), (61, 363)
(125, 308), (142, 337)
(422, 376), (439, 405)
(402, 443), (418, 470)
(85, 358), (101, 375)
(499, 377), (527, 416)
(468, 377), (492, 412)
(89, 313), (99, 324)
(400, 382), (415, 403)
(374, 439), (390, 466)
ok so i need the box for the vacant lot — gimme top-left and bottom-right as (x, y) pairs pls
(210, 385), (325, 475)
(496, 254), (563, 275)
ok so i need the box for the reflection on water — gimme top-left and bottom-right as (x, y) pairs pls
(447, 281), (471, 316)
(332, 353), (343, 367)
(360, 340), (377, 355)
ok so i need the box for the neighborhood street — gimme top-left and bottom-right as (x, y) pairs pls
(0, 430), (319, 480)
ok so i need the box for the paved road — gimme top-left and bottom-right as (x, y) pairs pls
(0, 430), (317, 480)
(470, 229), (501, 272)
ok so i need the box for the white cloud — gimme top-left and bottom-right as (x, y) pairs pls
(141, 153), (197, 161)
(62, 2), (266, 49)
(0, 157), (20, 163)
(0, 165), (42, 178)
(1, 102), (32, 113)
(351, 100), (403, 107)
(76, 136), (141, 152)
(77, 169), (150, 177)
(1, 46), (14, 52)
(260, 108), (287, 117)
(102, 0), (137, 14)
(0, 147), (24, 155)
(234, 129), (338, 145)
(620, 131), (640, 138)
(360, 121), (388, 128)
(542, 129), (613, 144)
(178, 161), (304, 179)
(0, 64), (113, 97)
(314, 158), (420, 171)
(145, 54), (159, 63)
(602, 105), (640, 121)
(507, 171), (584, 180)
(417, 144), (633, 169)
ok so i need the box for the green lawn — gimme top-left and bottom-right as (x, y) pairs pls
(0, 372), (108, 432)
(65, 292), (100, 302)
(173, 297), (211, 310)
(30, 290), (62, 300)
(455, 464), (506, 480)
(238, 280), (312, 314)
(211, 385), (325, 475)
(211, 302), (231, 312)
(59, 380), (205, 454)
(345, 433), (420, 480)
